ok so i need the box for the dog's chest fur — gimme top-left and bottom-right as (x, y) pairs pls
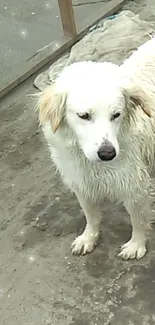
(43, 124), (149, 204)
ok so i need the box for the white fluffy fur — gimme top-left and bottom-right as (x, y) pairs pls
(38, 38), (155, 260)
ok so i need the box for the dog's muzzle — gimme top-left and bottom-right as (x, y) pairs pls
(97, 141), (116, 161)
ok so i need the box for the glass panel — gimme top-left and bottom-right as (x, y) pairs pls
(0, 0), (124, 96)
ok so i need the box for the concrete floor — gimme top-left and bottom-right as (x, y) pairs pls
(1, 1), (155, 324)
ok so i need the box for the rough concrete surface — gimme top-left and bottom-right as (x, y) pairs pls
(1, 1), (155, 324)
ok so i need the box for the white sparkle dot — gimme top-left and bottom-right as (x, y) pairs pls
(29, 256), (35, 262)
(32, 12), (35, 15)
(45, 2), (50, 8)
(54, 42), (60, 49)
(20, 29), (28, 38)
(4, 6), (7, 10)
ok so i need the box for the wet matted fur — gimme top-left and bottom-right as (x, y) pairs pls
(37, 38), (155, 260)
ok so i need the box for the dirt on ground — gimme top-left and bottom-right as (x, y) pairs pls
(1, 1), (155, 325)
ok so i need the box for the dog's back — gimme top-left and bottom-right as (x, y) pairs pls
(122, 37), (155, 111)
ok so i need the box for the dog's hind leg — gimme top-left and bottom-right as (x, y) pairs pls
(118, 195), (152, 260)
(71, 193), (102, 255)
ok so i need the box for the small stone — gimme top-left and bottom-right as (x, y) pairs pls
(38, 220), (48, 231)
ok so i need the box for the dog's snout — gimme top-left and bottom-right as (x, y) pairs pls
(98, 141), (116, 161)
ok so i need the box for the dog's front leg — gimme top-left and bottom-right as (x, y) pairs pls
(118, 197), (152, 260)
(71, 193), (102, 255)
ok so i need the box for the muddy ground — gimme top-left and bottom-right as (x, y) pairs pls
(1, 1), (155, 324)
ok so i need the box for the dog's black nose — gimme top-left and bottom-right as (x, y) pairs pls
(98, 141), (116, 161)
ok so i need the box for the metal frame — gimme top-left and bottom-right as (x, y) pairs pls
(58, 0), (77, 37)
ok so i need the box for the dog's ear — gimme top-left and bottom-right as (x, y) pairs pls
(124, 85), (151, 118)
(38, 84), (67, 133)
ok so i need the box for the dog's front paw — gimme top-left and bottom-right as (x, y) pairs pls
(118, 239), (147, 260)
(71, 232), (98, 255)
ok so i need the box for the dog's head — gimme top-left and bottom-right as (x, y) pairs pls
(38, 61), (151, 162)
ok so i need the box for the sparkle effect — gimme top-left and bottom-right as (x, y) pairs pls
(20, 29), (28, 38)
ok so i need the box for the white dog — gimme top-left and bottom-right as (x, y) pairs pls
(38, 37), (155, 260)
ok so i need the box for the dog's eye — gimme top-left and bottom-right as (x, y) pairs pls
(111, 112), (121, 121)
(77, 113), (91, 120)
